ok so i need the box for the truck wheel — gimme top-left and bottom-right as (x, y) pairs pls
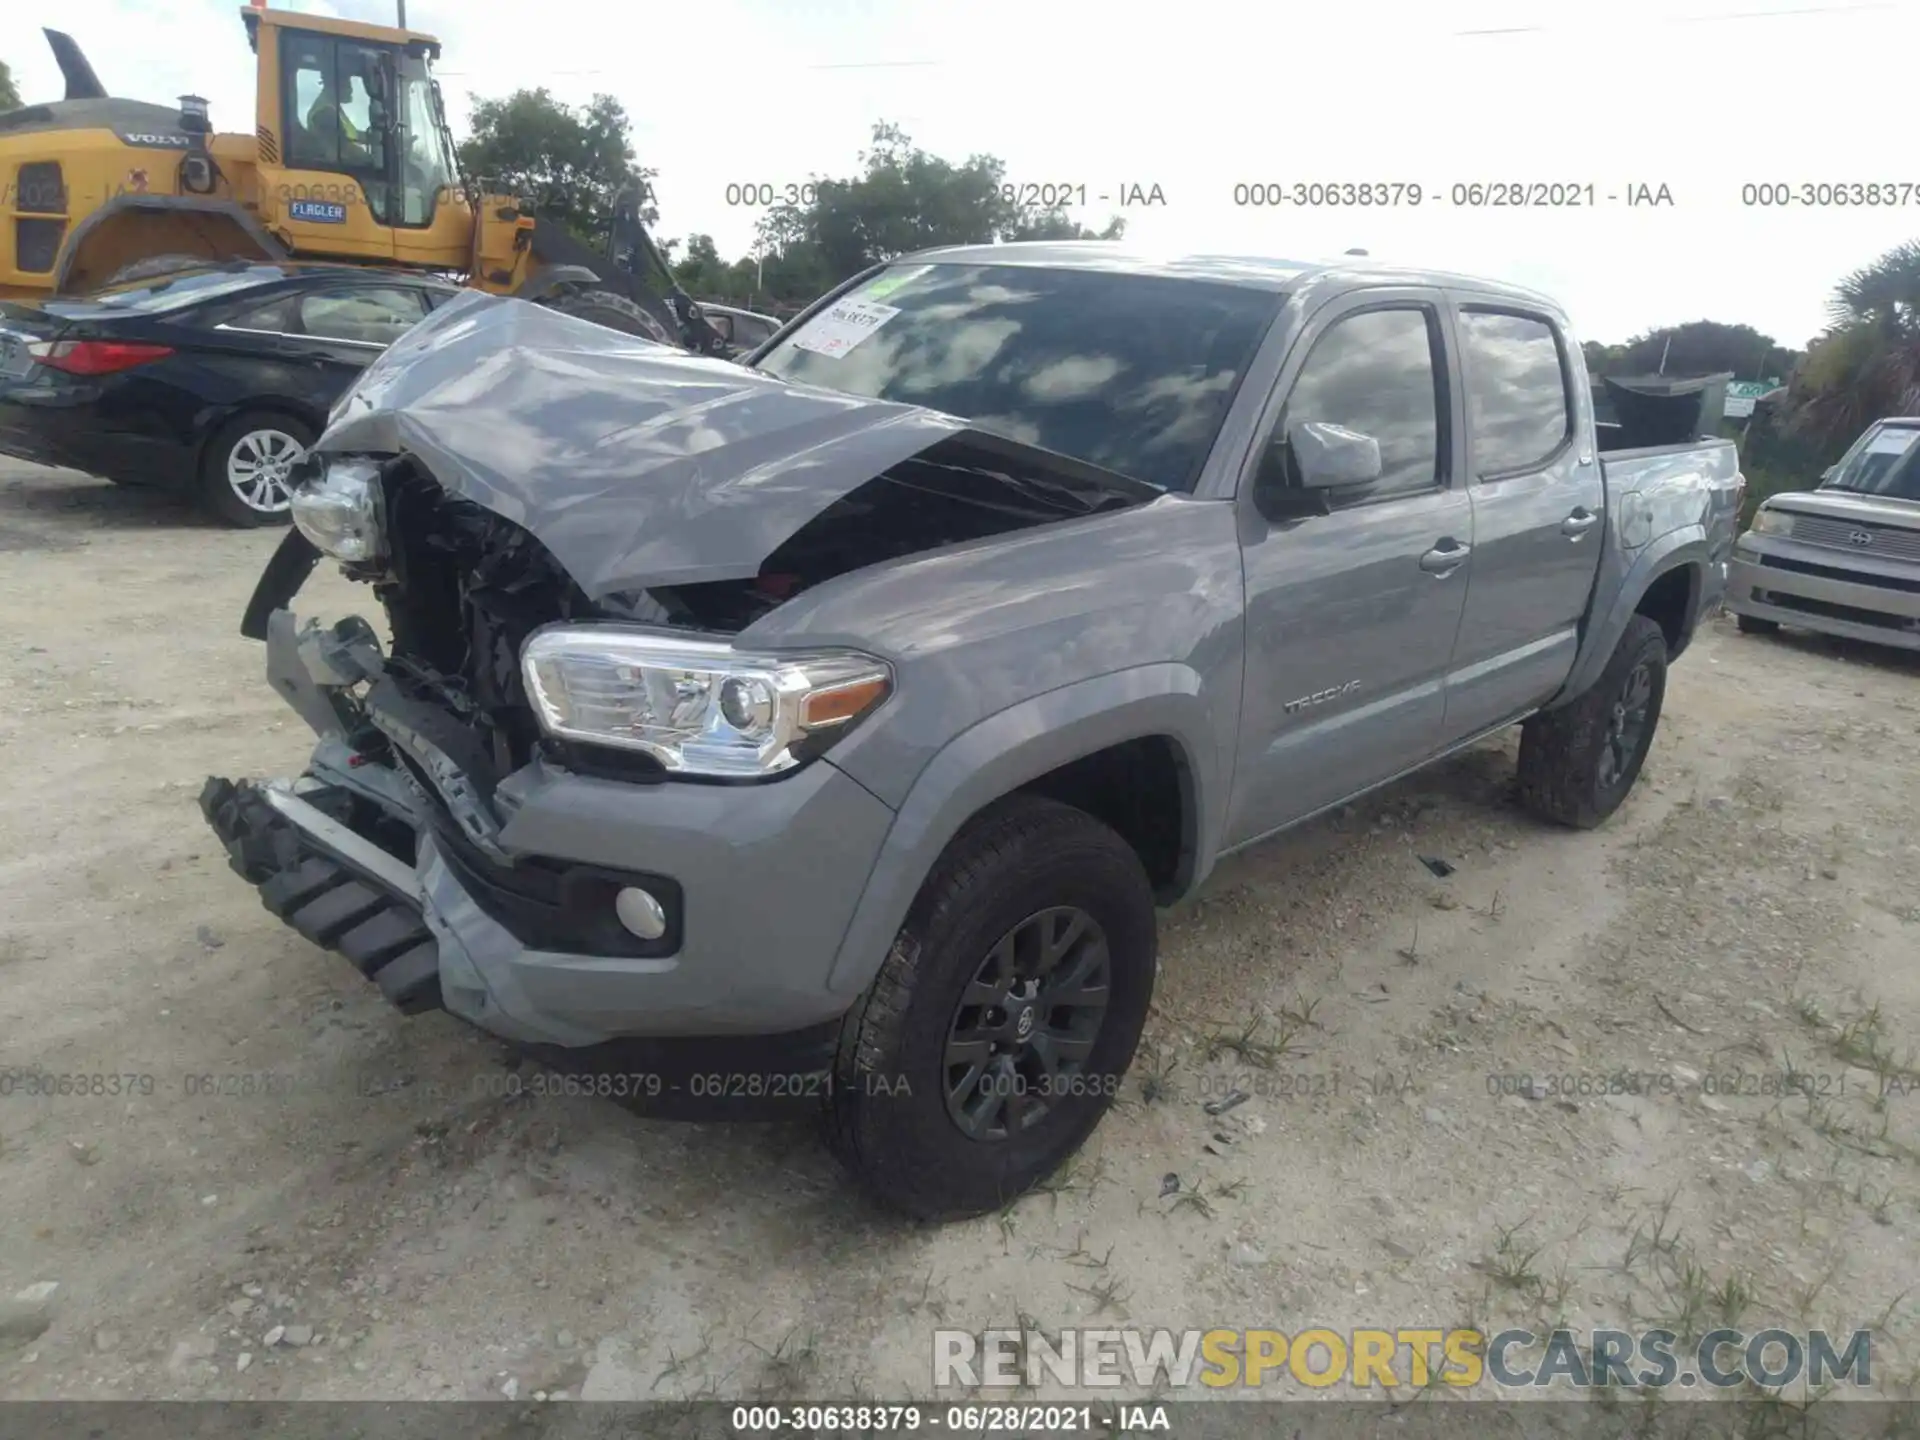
(199, 411), (313, 528)
(1735, 613), (1779, 636)
(544, 289), (675, 345)
(1516, 614), (1668, 830)
(825, 795), (1156, 1221)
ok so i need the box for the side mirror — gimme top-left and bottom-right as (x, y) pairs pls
(1253, 420), (1382, 521)
(1293, 420), (1383, 488)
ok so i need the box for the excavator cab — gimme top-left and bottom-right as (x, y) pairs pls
(1, 4), (722, 353)
(246, 6), (472, 268)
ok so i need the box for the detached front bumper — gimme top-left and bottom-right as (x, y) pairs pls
(202, 610), (900, 1061)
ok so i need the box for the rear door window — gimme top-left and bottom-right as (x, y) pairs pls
(1458, 310), (1573, 477)
(298, 286), (430, 346)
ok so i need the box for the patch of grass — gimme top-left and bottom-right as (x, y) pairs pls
(749, 1326), (819, 1397)
(650, 1327), (716, 1392)
(1473, 1219), (1545, 1298)
(1212, 1177), (1251, 1201)
(1203, 1015), (1306, 1070)
(1165, 1189), (1215, 1221)
(1619, 1192), (1686, 1279)
(1135, 1044), (1179, 1106)
(1066, 1273), (1133, 1316)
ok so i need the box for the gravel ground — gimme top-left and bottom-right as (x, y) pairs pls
(2, 459), (1918, 1408)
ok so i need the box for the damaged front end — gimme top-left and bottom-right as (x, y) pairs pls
(199, 290), (1163, 1052)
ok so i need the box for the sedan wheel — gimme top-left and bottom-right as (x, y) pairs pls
(226, 428), (305, 516)
(200, 411), (315, 527)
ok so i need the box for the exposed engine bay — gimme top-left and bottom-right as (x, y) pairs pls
(297, 434), (1157, 783)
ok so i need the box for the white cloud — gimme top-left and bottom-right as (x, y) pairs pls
(5, 0), (1912, 350)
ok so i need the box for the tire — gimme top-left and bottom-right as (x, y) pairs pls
(825, 794), (1157, 1221)
(98, 253), (216, 290)
(1735, 613), (1780, 636)
(1516, 614), (1668, 830)
(543, 288), (676, 345)
(198, 411), (314, 528)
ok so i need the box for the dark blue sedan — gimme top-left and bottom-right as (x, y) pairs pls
(0, 262), (461, 526)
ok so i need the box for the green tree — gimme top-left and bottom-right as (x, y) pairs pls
(0, 60), (21, 112)
(1583, 321), (1799, 381)
(1785, 240), (1920, 448)
(750, 123), (1124, 305)
(457, 89), (656, 248)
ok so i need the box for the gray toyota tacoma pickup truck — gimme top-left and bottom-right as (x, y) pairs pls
(200, 243), (1741, 1220)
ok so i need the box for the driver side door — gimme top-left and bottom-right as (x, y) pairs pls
(1224, 289), (1474, 848)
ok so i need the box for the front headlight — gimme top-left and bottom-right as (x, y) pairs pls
(290, 458), (384, 562)
(1748, 506), (1793, 538)
(521, 626), (892, 778)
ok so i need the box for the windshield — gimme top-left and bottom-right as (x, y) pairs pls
(397, 52), (458, 226)
(755, 262), (1280, 492)
(1823, 423), (1920, 500)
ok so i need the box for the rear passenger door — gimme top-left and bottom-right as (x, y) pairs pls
(1225, 291), (1474, 847)
(1441, 303), (1605, 737)
(292, 284), (433, 392)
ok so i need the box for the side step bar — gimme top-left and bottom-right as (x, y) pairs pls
(199, 777), (442, 1015)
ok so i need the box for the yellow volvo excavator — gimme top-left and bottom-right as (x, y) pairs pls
(0, 2), (722, 352)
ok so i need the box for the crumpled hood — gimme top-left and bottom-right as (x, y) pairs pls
(316, 289), (969, 596)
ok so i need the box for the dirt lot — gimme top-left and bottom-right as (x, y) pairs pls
(3, 457), (1919, 1408)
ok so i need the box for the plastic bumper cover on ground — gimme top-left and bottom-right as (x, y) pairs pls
(1727, 535), (1920, 651)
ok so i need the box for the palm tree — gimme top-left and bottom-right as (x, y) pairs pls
(1786, 240), (1920, 446)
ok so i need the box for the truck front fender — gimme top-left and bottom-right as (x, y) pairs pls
(824, 665), (1220, 997)
(1548, 525), (1706, 709)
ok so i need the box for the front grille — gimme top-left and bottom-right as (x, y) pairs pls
(1759, 554), (1920, 594)
(1761, 589), (1920, 632)
(1784, 513), (1920, 564)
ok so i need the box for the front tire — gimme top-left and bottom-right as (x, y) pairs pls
(1516, 614), (1668, 830)
(826, 795), (1156, 1221)
(199, 411), (313, 528)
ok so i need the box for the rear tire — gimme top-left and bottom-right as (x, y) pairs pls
(198, 411), (313, 528)
(825, 795), (1157, 1222)
(1735, 613), (1780, 636)
(1516, 614), (1668, 830)
(543, 288), (676, 345)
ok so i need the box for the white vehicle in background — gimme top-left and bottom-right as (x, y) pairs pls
(1728, 418), (1920, 651)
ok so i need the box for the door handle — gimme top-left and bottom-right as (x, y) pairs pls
(1419, 540), (1470, 576)
(1561, 508), (1599, 538)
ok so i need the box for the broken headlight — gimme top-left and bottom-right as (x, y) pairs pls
(521, 626), (891, 778)
(290, 458), (385, 562)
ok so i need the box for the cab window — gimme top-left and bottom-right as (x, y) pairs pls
(281, 32), (390, 220)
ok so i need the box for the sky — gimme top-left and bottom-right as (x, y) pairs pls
(7, 0), (1916, 359)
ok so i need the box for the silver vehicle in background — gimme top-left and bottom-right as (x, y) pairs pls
(1728, 418), (1920, 651)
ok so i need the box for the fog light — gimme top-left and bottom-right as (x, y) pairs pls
(614, 886), (667, 941)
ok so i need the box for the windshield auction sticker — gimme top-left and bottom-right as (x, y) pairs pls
(791, 298), (901, 359)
